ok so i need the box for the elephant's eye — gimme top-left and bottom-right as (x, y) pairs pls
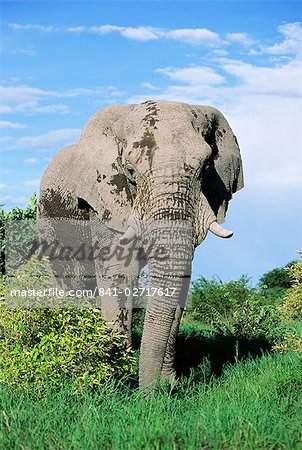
(124, 161), (137, 184)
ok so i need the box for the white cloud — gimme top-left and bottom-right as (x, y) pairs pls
(212, 49), (228, 57)
(262, 22), (302, 55)
(227, 95), (302, 189)
(90, 25), (160, 41)
(219, 58), (302, 97)
(0, 120), (26, 129)
(76, 24), (222, 46)
(24, 157), (39, 164)
(120, 27), (160, 41)
(9, 22), (221, 46)
(24, 178), (41, 187)
(226, 32), (256, 46)
(0, 184), (7, 190)
(16, 128), (81, 150)
(151, 58), (302, 100)
(166, 28), (220, 46)
(0, 136), (14, 144)
(0, 105), (14, 114)
(9, 23), (54, 32)
(141, 82), (160, 90)
(68, 26), (86, 33)
(0, 84), (122, 115)
(0, 85), (68, 115)
(0, 85), (57, 103)
(156, 66), (225, 86)
(28, 104), (69, 114)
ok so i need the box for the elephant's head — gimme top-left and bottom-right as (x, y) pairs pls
(77, 100), (243, 245)
(114, 100), (243, 248)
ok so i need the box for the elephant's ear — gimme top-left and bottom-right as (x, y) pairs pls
(73, 105), (135, 223)
(201, 108), (244, 224)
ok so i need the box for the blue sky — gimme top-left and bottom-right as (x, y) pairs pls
(1, 1), (302, 283)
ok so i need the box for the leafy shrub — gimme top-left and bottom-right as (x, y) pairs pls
(0, 193), (37, 274)
(273, 259), (302, 354)
(189, 275), (284, 343)
(232, 301), (284, 342)
(190, 275), (256, 328)
(0, 256), (136, 390)
(0, 307), (136, 390)
(273, 330), (302, 354)
(191, 274), (254, 321)
(278, 260), (302, 321)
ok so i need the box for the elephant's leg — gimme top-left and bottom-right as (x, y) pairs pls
(90, 212), (142, 345)
(98, 276), (136, 345)
(161, 305), (183, 380)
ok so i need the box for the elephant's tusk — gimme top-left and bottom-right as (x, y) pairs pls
(119, 216), (141, 245)
(209, 221), (233, 238)
(119, 226), (137, 245)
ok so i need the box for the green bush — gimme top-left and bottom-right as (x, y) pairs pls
(278, 260), (302, 321)
(273, 259), (302, 354)
(0, 193), (37, 274)
(0, 254), (136, 390)
(232, 301), (284, 342)
(189, 275), (284, 342)
(191, 275), (254, 317)
(0, 306), (136, 391)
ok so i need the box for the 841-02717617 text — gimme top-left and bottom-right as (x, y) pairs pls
(9, 287), (177, 299)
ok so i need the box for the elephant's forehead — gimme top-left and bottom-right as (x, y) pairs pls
(82, 101), (217, 164)
(125, 103), (213, 155)
(124, 101), (215, 128)
(87, 101), (217, 134)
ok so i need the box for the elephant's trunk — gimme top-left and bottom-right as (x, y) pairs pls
(139, 219), (193, 387)
(135, 174), (197, 386)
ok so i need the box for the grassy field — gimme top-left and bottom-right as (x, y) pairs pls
(1, 351), (301, 450)
(1, 247), (301, 448)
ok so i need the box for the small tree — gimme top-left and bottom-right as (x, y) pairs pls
(258, 262), (296, 305)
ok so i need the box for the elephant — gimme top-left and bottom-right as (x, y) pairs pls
(37, 100), (244, 388)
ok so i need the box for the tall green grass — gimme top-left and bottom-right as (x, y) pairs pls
(1, 351), (301, 449)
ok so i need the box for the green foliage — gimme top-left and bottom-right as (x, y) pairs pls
(258, 262), (296, 305)
(259, 263), (294, 289)
(273, 260), (302, 354)
(232, 301), (283, 342)
(0, 193), (37, 274)
(278, 260), (302, 321)
(0, 307), (136, 390)
(191, 274), (253, 315)
(0, 249), (136, 390)
(190, 275), (284, 343)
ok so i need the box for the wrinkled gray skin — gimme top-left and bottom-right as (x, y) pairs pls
(38, 100), (244, 388)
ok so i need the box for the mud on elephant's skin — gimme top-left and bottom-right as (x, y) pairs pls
(38, 100), (244, 388)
